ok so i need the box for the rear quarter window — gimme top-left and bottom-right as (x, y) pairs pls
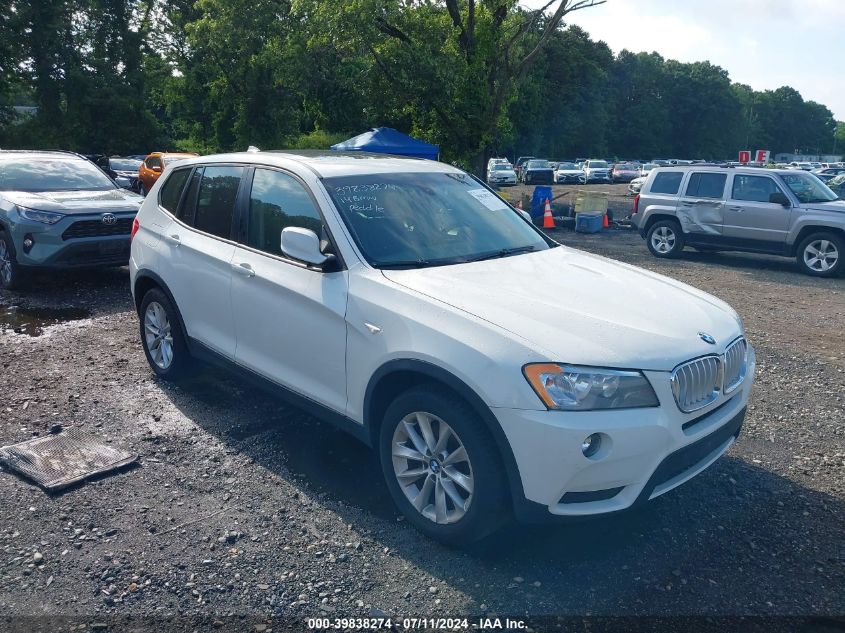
(158, 168), (191, 214)
(649, 171), (684, 195)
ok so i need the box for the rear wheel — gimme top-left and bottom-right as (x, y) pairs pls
(796, 232), (843, 277)
(646, 220), (685, 258)
(0, 231), (27, 291)
(139, 288), (195, 381)
(379, 385), (509, 545)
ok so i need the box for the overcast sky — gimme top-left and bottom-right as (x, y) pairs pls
(522, 0), (844, 120)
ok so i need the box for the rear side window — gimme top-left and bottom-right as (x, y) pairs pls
(158, 168), (190, 214)
(731, 175), (782, 203)
(685, 172), (727, 199)
(649, 171), (683, 194)
(246, 168), (322, 257)
(191, 166), (244, 239)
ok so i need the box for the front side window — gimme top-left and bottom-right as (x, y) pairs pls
(685, 172), (727, 199)
(649, 171), (683, 195)
(158, 168), (191, 214)
(0, 158), (116, 192)
(731, 175), (782, 203)
(324, 172), (549, 268)
(192, 166), (244, 239)
(779, 172), (838, 203)
(246, 169), (322, 257)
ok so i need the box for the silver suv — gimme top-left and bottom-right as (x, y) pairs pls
(631, 165), (845, 277)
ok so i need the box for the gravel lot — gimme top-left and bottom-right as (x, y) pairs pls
(0, 228), (843, 627)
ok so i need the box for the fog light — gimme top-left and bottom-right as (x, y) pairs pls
(23, 235), (34, 253)
(581, 433), (601, 458)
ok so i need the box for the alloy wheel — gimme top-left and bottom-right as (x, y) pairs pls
(651, 226), (676, 254)
(803, 239), (839, 272)
(0, 239), (12, 286)
(391, 411), (474, 525)
(144, 301), (174, 369)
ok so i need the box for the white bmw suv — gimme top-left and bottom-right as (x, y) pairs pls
(129, 151), (755, 544)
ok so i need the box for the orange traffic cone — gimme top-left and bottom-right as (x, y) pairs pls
(602, 213), (609, 229)
(542, 198), (555, 229)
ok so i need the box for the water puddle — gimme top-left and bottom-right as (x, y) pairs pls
(0, 305), (91, 337)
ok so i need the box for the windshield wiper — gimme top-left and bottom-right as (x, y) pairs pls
(804, 197), (835, 203)
(375, 257), (465, 269)
(465, 245), (537, 262)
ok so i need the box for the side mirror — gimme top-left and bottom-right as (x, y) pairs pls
(281, 227), (329, 267)
(516, 208), (531, 222)
(769, 192), (790, 206)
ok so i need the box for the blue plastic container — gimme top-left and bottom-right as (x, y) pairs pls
(530, 186), (553, 220)
(575, 213), (603, 233)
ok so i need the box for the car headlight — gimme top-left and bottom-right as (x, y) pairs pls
(523, 363), (659, 411)
(18, 207), (65, 225)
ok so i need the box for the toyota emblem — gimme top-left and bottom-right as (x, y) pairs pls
(101, 213), (117, 225)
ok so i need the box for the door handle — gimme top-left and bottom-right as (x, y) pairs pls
(165, 234), (181, 246)
(232, 262), (255, 277)
(728, 206), (743, 212)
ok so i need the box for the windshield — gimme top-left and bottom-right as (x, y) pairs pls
(588, 161), (608, 168)
(616, 163), (636, 170)
(557, 163), (577, 170)
(109, 158), (142, 171)
(0, 158), (117, 192)
(324, 172), (550, 268)
(779, 172), (838, 203)
(526, 160), (551, 169)
(492, 164), (512, 171)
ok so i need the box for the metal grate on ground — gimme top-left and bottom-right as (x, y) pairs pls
(0, 430), (137, 492)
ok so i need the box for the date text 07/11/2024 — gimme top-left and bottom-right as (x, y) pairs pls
(306, 616), (527, 630)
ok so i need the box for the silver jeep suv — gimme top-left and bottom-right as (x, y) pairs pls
(631, 165), (845, 277)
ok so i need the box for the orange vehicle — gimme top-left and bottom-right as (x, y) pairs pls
(137, 152), (198, 196)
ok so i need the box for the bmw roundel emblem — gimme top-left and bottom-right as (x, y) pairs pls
(698, 332), (716, 345)
(101, 213), (117, 225)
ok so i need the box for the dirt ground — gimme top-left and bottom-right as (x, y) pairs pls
(0, 227), (843, 629)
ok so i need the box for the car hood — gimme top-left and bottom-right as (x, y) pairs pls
(805, 200), (845, 214)
(381, 246), (743, 371)
(3, 189), (142, 214)
(556, 169), (582, 174)
(526, 167), (554, 172)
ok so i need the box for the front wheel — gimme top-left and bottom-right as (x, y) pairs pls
(0, 232), (28, 291)
(796, 232), (843, 277)
(379, 385), (509, 545)
(646, 220), (685, 258)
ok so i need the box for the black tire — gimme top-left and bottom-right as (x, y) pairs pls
(0, 231), (28, 291)
(138, 287), (195, 381)
(646, 219), (685, 258)
(796, 231), (844, 278)
(379, 384), (509, 546)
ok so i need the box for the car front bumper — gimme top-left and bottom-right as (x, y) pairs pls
(10, 212), (137, 269)
(489, 176), (517, 185)
(493, 345), (756, 518)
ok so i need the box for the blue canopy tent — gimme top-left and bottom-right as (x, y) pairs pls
(331, 127), (439, 160)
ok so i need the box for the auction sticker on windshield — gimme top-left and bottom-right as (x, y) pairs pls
(467, 188), (509, 211)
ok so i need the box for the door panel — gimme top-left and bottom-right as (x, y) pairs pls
(724, 174), (792, 243)
(159, 218), (236, 357)
(676, 171), (728, 237)
(231, 250), (349, 412)
(230, 167), (348, 413)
